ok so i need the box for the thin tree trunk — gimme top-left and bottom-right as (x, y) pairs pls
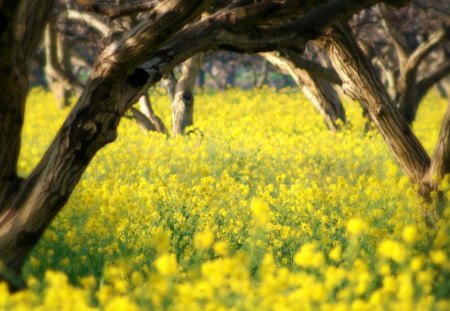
(172, 54), (203, 136)
(132, 94), (168, 134)
(44, 18), (83, 108)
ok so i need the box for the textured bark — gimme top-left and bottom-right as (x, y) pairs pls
(322, 24), (450, 225)
(422, 99), (450, 195)
(172, 54), (203, 136)
(0, 0), (406, 290)
(0, 0), (207, 289)
(0, 0), (56, 289)
(263, 52), (346, 131)
(321, 24), (431, 184)
(0, 0), (56, 207)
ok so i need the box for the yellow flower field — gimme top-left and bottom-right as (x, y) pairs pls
(2, 87), (450, 310)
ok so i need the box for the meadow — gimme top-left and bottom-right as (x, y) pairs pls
(1, 87), (450, 310)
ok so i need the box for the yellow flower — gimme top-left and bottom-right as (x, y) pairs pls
(250, 198), (271, 226)
(154, 253), (178, 276)
(294, 243), (324, 268)
(378, 240), (407, 264)
(213, 241), (230, 256)
(402, 225), (418, 243)
(329, 245), (342, 261)
(346, 218), (365, 236)
(430, 250), (447, 266)
(194, 230), (215, 250)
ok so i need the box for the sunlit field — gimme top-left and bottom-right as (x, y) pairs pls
(3, 87), (450, 310)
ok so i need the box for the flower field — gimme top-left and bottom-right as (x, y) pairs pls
(2, 87), (450, 310)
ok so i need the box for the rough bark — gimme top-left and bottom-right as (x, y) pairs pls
(322, 24), (450, 225)
(0, 0), (56, 289)
(0, 0), (406, 290)
(172, 54), (203, 136)
(0, 0), (208, 289)
(321, 24), (431, 184)
(263, 52), (346, 131)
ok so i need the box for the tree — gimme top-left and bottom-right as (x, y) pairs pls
(0, 0), (441, 291)
(321, 23), (450, 225)
(353, 3), (450, 124)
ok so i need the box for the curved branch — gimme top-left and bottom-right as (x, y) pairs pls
(66, 9), (110, 37)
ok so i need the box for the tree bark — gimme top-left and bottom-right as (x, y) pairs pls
(263, 52), (346, 131)
(321, 24), (431, 184)
(321, 24), (450, 225)
(171, 54), (203, 136)
(0, 0), (208, 290)
(0, 0), (56, 289)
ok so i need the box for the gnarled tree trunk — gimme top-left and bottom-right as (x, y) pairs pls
(322, 24), (450, 225)
(0, 0), (207, 290)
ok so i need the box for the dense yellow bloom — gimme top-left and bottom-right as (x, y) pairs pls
(294, 243), (324, 268)
(6, 89), (449, 310)
(154, 253), (178, 276)
(378, 240), (407, 263)
(402, 225), (418, 243)
(250, 197), (271, 227)
(346, 218), (365, 236)
(194, 230), (215, 250)
(213, 241), (230, 257)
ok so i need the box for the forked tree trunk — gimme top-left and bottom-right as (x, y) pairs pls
(377, 4), (450, 124)
(322, 24), (450, 225)
(171, 54), (203, 136)
(263, 52), (346, 131)
(131, 94), (168, 134)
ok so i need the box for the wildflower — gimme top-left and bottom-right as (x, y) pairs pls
(402, 225), (418, 243)
(250, 198), (271, 226)
(346, 218), (365, 236)
(194, 230), (215, 251)
(154, 253), (178, 276)
(430, 250), (447, 266)
(378, 240), (407, 264)
(294, 243), (324, 268)
(213, 241), (230, 256)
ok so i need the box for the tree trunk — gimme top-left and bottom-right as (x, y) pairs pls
(321, 24), (431, 184)
(172, 54), (203, 136)
(0, 0), (56, 289)
(263, 52), (346, 131)
(321, 24), (450, 225)
(0, 0), (207, 290)
(44, 18), (83, 108)
(131, 94), (168, 135)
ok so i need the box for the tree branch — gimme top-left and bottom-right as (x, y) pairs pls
(85, 0), (158, 19)
(404, 27), (449, 84)
(66, 9), (110, 36)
